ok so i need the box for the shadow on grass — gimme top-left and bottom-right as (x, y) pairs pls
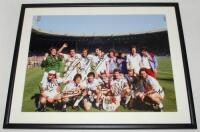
(30, 93), (160, 112)
(30, 93), (77, 111)
(30, 93), (40, 109)
(30, 93), (57, 111)
(157, 77), (174, 82)
(129, 99), (161, 112)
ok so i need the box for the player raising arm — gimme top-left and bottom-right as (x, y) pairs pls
(59, 47), (81, 81)
(40, 43), (68, 84)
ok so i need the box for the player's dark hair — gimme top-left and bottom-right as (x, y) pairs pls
(130, 45), (137, 50)
(82, 48), (89, 52)
(113, 68), (121, 73)
(95, 47), (103, 52)
(87, 72), (95, 77)
(139, 68), (146, 75)
(48, 47), (58, 55)
(73, 74), (82, 81)
(109, 49), (116, 55)
(117, 52), (122, 58)
(69, 48), (76, 52)
(49, 47), (57, 51)
(141, 47), (147, 52)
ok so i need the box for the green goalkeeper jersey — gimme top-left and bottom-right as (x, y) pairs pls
(41, 55), (62, 72)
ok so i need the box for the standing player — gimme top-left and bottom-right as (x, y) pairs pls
(116, 52), (127, 74)
(92, 47), (109, 77)
(126, 46), (142, 75)
(141, 47), (158, 78)
(40, 43), (67, 84)
(78, 48), (94, 80)
(149, 51), (158, 76)
(136, 68), (164, 111)
(110, 69), (130, 109)
(106, 49), (118, 76)
(59, 48), (81, 81)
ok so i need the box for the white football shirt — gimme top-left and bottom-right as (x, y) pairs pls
(126, 53), (141, 74)
(110, 77), (128, 96)
(63, 81), (82, 92)
(143, 75), (162, 92)
(42, 78), (63, 92)
(141, 56), (151, 69)
(83, 79), (101, 91)
(92, 55), (108, 74)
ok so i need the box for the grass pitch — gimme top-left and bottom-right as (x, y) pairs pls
(22, 56), (177, 112)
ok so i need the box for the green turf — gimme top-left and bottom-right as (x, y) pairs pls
(22, 56), (177, 112)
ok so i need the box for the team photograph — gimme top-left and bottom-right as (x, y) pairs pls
(22, 15), (177, 112)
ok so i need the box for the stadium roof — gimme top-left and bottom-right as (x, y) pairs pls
(32, 27), (167, 37)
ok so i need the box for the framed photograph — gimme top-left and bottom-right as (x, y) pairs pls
(4, 3), (197, 129)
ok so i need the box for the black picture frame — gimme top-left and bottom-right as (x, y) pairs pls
(3, 3), (197, 129)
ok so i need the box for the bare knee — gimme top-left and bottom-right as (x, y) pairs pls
(84, 101), (92, 111)
(96, 89), (101, 95)
(40, 97), (47, 104)
(47, 98), (54, 103)
(147, 93), (161, 104)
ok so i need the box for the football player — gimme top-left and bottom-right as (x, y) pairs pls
(82, 72), (102, 110)
(59, 48), (81, 81)
(126, 46), (142, 75)
(38, 70), (66, 111)
(92, 47), (109, 77)
(136, 68), (164, 111)
(40, 43), (68, 85)
(110, 69), (131, 109)
(62, 74), (84, 111)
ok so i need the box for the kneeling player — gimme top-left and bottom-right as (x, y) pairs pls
(136, 68), (164, 111)
(124, 68), (140, 109)
(38, 70), (63, 111)
(62, 74), (84, 111)
(82, 72), (102, 111)
(98, 71), (110, 95)
(110, 69), (131, 109)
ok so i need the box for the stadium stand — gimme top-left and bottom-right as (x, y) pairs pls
(27, 28), (170, 68)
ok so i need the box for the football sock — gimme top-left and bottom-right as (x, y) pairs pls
(96, 103), (99, 107)
(74, 96), (83, 107)
(159, 103), (164, 109)
(125, 95), (131, 105)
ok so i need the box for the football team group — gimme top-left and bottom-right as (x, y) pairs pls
(37, 43), (164, 112)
